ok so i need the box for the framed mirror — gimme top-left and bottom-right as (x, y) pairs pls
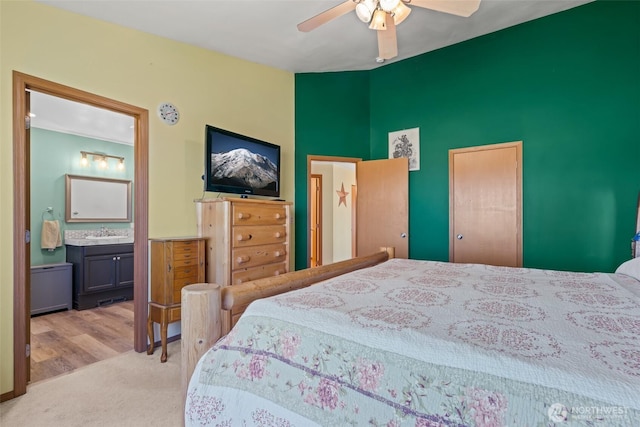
(65, 174), (132, 222)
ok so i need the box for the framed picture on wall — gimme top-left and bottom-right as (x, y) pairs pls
(388, 127), (420, 171)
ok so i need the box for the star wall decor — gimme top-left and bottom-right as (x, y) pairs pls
(336, 182), (349, 207)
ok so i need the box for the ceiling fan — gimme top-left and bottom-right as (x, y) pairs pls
(297, 0), (481, 62)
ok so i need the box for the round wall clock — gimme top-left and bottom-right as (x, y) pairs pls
(157, 102), (180, 125)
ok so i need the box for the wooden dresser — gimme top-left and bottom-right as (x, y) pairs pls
(196, 198), (291, 334)
(147, 237), (205, 362)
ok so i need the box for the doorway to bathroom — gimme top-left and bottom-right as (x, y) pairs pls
(12, 71), (149, 398)
(28, 90), (137, 383)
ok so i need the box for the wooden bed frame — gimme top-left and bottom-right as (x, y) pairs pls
(180, 248), (393, 407)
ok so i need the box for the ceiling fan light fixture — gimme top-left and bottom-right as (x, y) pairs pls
(392, 1), (411, 25)
(356, 0), (376, 23)
(379, 0), (400, 13)
(369, 9), (388, 30)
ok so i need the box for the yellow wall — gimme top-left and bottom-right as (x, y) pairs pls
(0, 1), (294, 395)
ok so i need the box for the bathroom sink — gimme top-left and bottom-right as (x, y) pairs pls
(85, 235), (128, 240)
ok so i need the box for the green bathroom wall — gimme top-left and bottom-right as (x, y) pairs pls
(31, 128), (134, 266)
(294, 0), (640, 273)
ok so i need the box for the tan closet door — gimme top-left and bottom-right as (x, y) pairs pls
(356, 158), (409, 258)
(449, 142), (522, 267)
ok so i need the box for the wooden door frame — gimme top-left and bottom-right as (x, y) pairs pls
(310, 174), (323, 267)
(307, 155), (361, 268)
(448, 141), (522, 265)
(11, 71), (149, 399)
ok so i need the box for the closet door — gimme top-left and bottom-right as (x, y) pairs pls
(356, 158), (409, 258)
(449, 141), (522, 267)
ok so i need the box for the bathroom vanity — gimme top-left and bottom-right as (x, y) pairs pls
(66, 242), (134, 310)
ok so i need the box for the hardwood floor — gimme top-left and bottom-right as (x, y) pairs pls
(30, 300), (134, 384)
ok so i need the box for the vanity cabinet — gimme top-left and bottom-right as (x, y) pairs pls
(196, 198), (291, 334)
(66, 243), (134, 310)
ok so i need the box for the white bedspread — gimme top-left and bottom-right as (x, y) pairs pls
(186, 259), (640, 426)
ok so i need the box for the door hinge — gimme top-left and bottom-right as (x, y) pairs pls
(26, 343), (31, 358)
(25, 229), (31, 244)
(25, 115), (31, 130)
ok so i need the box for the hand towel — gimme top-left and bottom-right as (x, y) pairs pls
(41, 219), (62, 250)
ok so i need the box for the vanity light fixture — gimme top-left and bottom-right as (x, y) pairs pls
(80, 150), (125, 170)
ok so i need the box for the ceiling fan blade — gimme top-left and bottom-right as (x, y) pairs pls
(297, 1), (357, 32)
(408, 0), (481, 17)
(377, 14), (398, 60)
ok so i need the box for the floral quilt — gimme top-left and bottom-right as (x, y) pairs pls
(185, 259), (640, 426)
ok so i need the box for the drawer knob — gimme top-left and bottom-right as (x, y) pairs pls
(274, 213), (282, 219)
(274, 250), (285, 257)
(237, 234), (252, 241)
(236, 255), (250, 264)
(274, 231), (282, 238)
(237, 212), (251, 220)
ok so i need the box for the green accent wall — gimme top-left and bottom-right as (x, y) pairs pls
(295, 0), (640, 272)
(31, 128), (134, 266)
(294, 71), (371, 269)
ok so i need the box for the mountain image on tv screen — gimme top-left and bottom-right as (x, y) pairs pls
(210, 148), (277, 190)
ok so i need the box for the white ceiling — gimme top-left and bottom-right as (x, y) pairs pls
(30, 91), (135, 145)
(38, 0), (593, 73)
(31, 0), (593, 143)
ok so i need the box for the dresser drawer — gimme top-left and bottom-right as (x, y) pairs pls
(232, 243), (287, 270)
(232, 204), (287, 226)
(173, 241), (201, 260)
(232, 225), (287, 248)
(172, 257), (200, 268)
(172, 276), (200, 302)
(231, 262), (287, 285)
(148, 303), (181, 323)
(230, 302), (250, 328)
(174, 265), (200, 279)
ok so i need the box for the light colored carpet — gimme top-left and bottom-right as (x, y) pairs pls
(0, 341), (182, 427)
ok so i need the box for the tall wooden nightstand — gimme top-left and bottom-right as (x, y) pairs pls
(147, 237), (205, 362)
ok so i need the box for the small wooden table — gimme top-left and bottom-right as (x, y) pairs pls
(146, 302), (181, 363)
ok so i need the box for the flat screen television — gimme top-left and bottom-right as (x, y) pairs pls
(204, 125), (281, 198)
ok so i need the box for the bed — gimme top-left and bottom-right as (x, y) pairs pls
(184, 253), (640, 426)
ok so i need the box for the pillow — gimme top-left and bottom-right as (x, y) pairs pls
(615, 257), (640, 281)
